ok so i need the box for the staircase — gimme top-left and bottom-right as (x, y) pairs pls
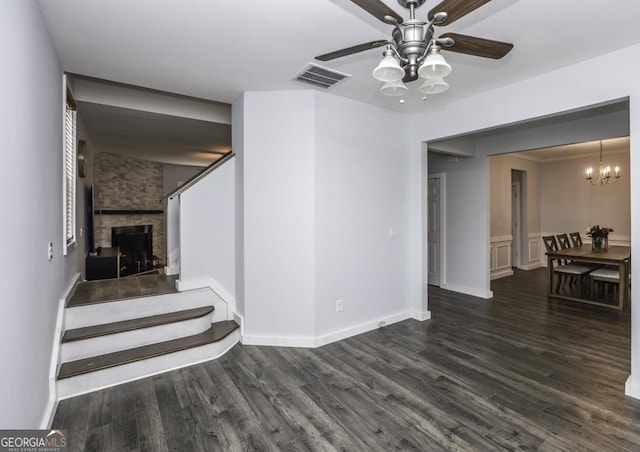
(56, 274), (239, 399)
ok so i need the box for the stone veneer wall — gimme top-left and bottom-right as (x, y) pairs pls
(94, 152), (165, 263)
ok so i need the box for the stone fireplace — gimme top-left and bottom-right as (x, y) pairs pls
(93, 152), (166, 268)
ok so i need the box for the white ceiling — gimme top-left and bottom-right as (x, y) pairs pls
(36, 0), (640, 164)
(511, 136), (630, 162)
(78, 101), (231, 167)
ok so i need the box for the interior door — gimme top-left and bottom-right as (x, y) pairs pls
(427, 177), (441, 286)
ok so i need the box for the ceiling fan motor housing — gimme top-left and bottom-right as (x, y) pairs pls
(397, 0), (427, 8)
(393, 19), (431, 80)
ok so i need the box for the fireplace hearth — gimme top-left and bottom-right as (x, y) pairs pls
(112, 225), (154, 276)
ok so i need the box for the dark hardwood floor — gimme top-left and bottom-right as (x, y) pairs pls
(52, 268), (640, 451)
(68, 274), (178, 308)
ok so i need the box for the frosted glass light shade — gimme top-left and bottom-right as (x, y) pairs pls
(380, 80), (408, 96)
(419, 77), (449, 95)
(373, 55), (405, 82)
(417, 51), (452, 78)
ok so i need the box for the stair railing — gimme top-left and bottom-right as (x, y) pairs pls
(163, 151), (235, 201)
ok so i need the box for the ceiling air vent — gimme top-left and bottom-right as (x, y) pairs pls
(291, 63), (351, 90)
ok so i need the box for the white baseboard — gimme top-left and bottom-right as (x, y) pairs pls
(243, 311), (414, 348)
(519, 261), (542, 270)
(411, 310), (431, 321)
(242, 334), (317, 348)
(490, 268), (514, 280)
(626, 375), (640, 400)
(440, 283), (493, 299)
(233, 311), (245, 341)
(177, 277), (236, 321)
(315, 311), (412, 347)
(42, 271), (80, 429)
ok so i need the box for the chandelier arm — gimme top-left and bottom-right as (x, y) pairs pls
(417, 39), (436, 63)
(388, 45), (409, 64)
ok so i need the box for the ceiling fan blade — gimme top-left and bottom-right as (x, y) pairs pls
(428, 0), (492, 26)
(315, 40), (388, 61)
(350, 0), (403, 23)
(440, 33), (513, 59)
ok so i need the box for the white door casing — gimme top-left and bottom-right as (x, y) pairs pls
(427, 176), (443, 286)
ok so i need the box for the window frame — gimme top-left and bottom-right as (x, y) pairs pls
(63, 76), (77, 254)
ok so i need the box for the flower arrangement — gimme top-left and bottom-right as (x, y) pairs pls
(585, 225), (614, 238)
(586, 225), (613, 251)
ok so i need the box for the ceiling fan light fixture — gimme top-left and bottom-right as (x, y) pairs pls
(417, 47), (452, 79)
(419, 76), (449, 95)
(372, 50), (405, 82)
(380, 79), (408, 96)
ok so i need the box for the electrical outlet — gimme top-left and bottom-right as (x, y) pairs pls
(336, 299), (344, 312)
(48, 242), (53, 261)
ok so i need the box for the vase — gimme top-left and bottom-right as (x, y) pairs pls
(592, 236), (605, 252)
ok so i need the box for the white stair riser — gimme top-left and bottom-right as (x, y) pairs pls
(57, 330), (239, 400)
(61, 314), (214, 362)
(65, 288), (228, 329)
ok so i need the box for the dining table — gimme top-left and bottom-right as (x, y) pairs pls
(545, 244), (631, 310)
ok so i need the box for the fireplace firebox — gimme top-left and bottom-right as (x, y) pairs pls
(111, 225), (153, 276)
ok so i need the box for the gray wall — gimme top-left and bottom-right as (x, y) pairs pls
(0, 0), (68, 428)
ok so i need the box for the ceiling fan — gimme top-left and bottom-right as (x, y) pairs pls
(315, 0), (513, 96)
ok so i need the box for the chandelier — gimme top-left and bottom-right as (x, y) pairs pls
(585, 140), (620, 185)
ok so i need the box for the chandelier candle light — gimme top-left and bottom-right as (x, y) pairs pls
(585, 140), (621, 185)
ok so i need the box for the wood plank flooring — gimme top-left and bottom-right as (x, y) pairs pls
(52, 268), (640, 451)
(68, 274), (179, 308)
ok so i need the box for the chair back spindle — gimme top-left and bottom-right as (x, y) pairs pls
(569, 232), (583, 247)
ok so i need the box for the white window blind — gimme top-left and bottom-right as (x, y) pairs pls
(64, 87), (77, 249)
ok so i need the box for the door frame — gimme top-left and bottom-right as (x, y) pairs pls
(426, 172), (446, 287)
(511, 180), (522, 268)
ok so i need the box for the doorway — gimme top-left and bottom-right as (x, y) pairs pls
(427, 173), (445, 286)
(511, 170), (524, 268)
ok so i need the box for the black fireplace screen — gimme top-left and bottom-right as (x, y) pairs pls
(112, 225), (153, 276)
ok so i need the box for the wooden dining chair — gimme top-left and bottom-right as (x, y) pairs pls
(542, 235), (592, 296)
(569, 231), (583, 247)
(589, 268), (631, 306)
(556, 234), (572, 264)
(557, 233), (571, 250)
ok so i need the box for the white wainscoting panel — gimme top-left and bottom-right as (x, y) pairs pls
(490, 236), (513, 280)
(521, 234), (542, 270)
